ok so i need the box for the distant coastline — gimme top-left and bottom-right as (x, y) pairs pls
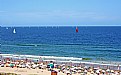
(1, 25), (121, 27)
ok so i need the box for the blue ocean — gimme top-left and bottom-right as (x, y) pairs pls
(1, 26), (121, 62)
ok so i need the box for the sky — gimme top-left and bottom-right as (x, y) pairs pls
(0, 0), (121, 26)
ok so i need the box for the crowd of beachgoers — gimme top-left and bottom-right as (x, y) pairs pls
(0, 56), (121, 75)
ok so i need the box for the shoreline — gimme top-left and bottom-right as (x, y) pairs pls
(1, 54), (121, 65)
(0, 54), (121, 70)
(0, 53), (121, 75)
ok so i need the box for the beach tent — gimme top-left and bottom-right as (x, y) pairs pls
(48, 63), (54, 68)
(10, 63), (14, 68)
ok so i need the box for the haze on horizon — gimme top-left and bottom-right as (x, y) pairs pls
(0, 0), (121, 27)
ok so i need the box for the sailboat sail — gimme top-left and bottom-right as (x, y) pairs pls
(13, 29), (16, 34)
(76, 27), (78, 32)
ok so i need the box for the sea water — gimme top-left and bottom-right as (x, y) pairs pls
(1, 26), (121, 63)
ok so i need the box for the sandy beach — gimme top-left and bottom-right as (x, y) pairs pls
(0, 63), (121, 75)
(0, 67), (52, 75)
(0, 67), (79, 75)
(0, 66), (121, 75)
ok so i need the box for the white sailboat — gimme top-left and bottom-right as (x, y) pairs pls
(13, 29), (16, 34)
(6, 27), (8, 29)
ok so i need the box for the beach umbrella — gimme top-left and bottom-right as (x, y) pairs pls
(21, 64), (26, 68)
(115, 71), (119, 75)
(1, 63), (4, 67)
(11, 62), (15, 63)
(111, 70), (114, 73)
(102, 70), (105, 73)
(61, 64), (65, 66)
(84, 69), (87, 73)
(6, 63), (10, 67)
(40, 63), (43, 65)
(32, 64), (37, 69)
(42, 65), (46, 69)
(66, 70), (70, 73)
(96, 70), (100, 74)
(91, 71), (94, 74)
(94, 67), (98, 70)
(106, 69), (110, 72)
(84, 66), (88, 69)
(7, 60), (10, 63)
(67, 68), (69, 70)
(70, 68), (75, 70)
